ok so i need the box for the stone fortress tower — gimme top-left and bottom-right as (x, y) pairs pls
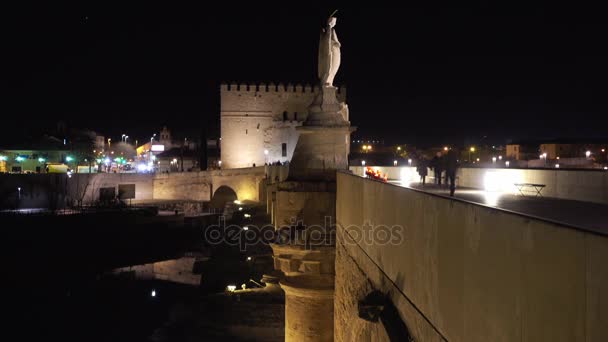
(220, 83), (347, 169)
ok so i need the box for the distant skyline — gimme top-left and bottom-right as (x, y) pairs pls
(3, 4), (607, 147)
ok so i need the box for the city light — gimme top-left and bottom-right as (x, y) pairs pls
(151, 290), (156, 297)
(397, 146), (401, 151)
(361, 160), (366, 166)
(247, 257), (252, 261)
(264, 149), (269, 155)
(492, 157), (497, 163)
(38, 157), (46, 163)
(234, 200), (241, 205)
(244, 213), (251, 218)
(498, 156), (503, 160)
(444, 146), (448, 151)
(505, 161), (510, 167)
(16, 156), (25, 162)
(0, 155), (7, 161)
(555, 164), (560, 168)
(470, 147), (476, 152)
(104, 158), (111, 165)
(238, 207), (243, 211)
(476, 158), (480, 162)
(602, 149), (606, 153)
(586, 151), (591, 158)
(226, 285), (236, 292)
(393, 160), (398, 166)
(408, 159), (412, 165)
(66, 156), (74, 162)
(243, 226), (249, 231)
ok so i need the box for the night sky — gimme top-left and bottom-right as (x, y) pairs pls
(3, 4), (607, 147)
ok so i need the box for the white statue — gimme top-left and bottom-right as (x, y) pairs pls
(318, 16), (341, 86)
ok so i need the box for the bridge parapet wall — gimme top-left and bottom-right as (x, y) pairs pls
(335, 172), (608, 341)
(350, 166), (608, 205)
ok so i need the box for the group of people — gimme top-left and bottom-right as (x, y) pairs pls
(416, 149), (459, 196)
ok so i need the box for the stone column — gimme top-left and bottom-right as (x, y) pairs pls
(271, 244), (336, 342)
(271, 82), (354, 342)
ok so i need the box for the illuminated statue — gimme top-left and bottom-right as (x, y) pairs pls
(318, 16), (341, 86)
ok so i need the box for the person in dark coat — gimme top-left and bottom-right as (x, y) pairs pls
(445, 149), (459, 196)
(416, 158), (428, 186)
(431, 153), (443, 185)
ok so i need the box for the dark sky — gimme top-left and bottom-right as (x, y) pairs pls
(3, 3), (607, 147)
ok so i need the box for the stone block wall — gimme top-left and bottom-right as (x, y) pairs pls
(153, 172), (212, 201)
(335, 172), (608, 341)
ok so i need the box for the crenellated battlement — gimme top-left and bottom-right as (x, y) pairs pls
(220, 81), (346, 95)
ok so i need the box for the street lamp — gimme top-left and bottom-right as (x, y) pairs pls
(506, 161), (510, 167)
(586, 151), (591, 158)
(361, 160), (366, 166)
(492, 157), (496, 163)
(393, 160), (398, 166)
(469, 147), (475, 162)
(444, 146), (449, 151)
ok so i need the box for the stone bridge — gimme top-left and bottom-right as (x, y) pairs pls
(153, 166), (288, 206)
(0, 166), (289, 210)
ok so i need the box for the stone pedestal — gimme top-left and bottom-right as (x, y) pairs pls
(287, 86), (355, 182)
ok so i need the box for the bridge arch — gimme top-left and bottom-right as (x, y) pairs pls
(210, 185), (238, 209)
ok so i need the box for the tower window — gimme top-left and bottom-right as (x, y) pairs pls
(283, 111), (288, 121)
(294, 112), (298, 121)
(282, 143), (287, 157)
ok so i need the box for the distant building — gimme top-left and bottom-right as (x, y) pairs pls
(95, 135), (105, 152)
(136, 126), (198, 161)
(220, 82), (347, 169)
(0, 148), (70, 173)
(156, 148), (199, 172)
(506, 144), (523, 160)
